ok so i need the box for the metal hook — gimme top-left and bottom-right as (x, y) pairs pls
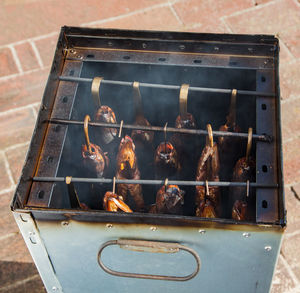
(133, 81), (143, 118)
(164, 178), (169, 191)
(179, 84), (189, 118)
(227, 89), (237, 127)
(164, 122), (168, 151)
(206, 124), (214, 147)
(118, 120), (124, 138)
(246, 180), (250, 198)
(91, 77), (103, 108)
(112, 177), (116, 195)
(65, 176), (72, 184)
(84, 115), (92, 153)
(246, 127), (253, 163)
(205, 180), (210, 197)
(65, 176), (82, 209)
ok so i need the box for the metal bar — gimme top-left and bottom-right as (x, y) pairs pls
(58, 76), (275, 97)
(48, 118), (272, 142)
(33, 177), (278, 188)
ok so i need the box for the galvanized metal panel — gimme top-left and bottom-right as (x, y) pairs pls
(35, 219), (282, 293)
(13, 213), (63, 293)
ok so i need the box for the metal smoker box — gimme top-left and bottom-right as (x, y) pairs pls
(11, 26), (285, 293)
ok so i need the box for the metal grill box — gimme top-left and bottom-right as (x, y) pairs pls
(11, 26), (285, 293)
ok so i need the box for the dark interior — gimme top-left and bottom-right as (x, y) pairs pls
(50, 61), (257, 219)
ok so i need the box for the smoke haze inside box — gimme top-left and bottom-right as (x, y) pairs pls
(51, 61), (257, 217)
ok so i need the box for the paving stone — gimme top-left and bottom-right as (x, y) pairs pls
(3, 276), (46, 293)
(0, 261), (39, 289)
(280, 60), (300, 101)
(0, 155), (12, 191)
(0, 68), (49, 113)
(183, 21), (229, 34)
(254, 0), (276, 4)
(278, 19), (300, 59)
(282, 136), (300, 185)
(284, 183), (300, 235)
(34, 34), (59, 68)
(225, 0), (300, 62)
(172, 0), (253, 27)
(14, 42), (40, 72)
(281, 233), (300, 281)
(5, 144), (29, 184)
(0, 191), (18, 237)
(281, 97), (300, 142)
(0, 0), (165, 46)
(0, 232), (32, 263)
(0, 108), (35, 149)
(270, 255), (297, 293)
(278, 40), (296, 64)
(95, 6), (181, 31)
(0, 48), (18, 77)
(226, 0), (300, 34)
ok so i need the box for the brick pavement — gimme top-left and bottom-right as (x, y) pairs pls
(0, 0), (299, 292)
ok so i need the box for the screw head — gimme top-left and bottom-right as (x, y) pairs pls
(265, 246), (272, 251)
(198, 229), (206, 234)
(106, 223), (113, 228)
(243, 232), (251, 238)
(150, 226), (157, 231)
(52, 287), (58, 291)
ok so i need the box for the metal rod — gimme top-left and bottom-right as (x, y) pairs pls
(48, 118), (272, 142)
(33, 177), (278, 188)
(58, 76), (275, 97)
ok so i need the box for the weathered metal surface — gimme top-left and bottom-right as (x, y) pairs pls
(34, 219), (282, 293)
(27, 60), (83, 207)
(13, 213), (63, 293)
(256, 70), (279, 223)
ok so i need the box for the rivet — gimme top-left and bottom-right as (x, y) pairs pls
(243, 232), (251, 238)
(265, 246), (272, 251)
(61, 221), (69, 226)
(150, 226), (157, 231)
(198, 229), (206, 234)
(214, 46), (219, 51)
(142, 43), (147, 49)
(52, 286), (58, 291)
(106, 223), (113, 228)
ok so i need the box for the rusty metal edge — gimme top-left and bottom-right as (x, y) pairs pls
(10, 27), (68, 211)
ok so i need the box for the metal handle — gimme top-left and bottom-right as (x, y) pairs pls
(97, 239), (201, 281)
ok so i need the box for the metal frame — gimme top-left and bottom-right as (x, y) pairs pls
(11, 26), (285, 227)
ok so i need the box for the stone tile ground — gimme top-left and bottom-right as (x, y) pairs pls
(0, 0), (299, 292)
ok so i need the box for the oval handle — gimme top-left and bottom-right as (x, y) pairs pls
(97, 239), (201, 281)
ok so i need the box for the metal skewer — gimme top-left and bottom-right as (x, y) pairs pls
(58, 75), (275, 97)
(33, 176), (278, 188)
(48, 118), (272, 142)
